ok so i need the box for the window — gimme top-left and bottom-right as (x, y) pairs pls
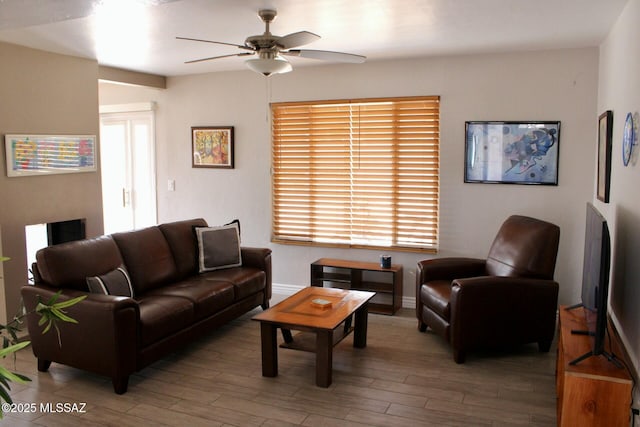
(271, 96), (439, 252)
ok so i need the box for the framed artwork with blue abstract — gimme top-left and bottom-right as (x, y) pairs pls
(464, 121), (560, 185)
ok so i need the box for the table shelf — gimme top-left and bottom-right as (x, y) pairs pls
(311, 258), (402, 315)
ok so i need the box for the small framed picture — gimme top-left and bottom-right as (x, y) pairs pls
(191, 126), (234, 169)
(597, 111), (613, 203)
(464, 121), (560, 185)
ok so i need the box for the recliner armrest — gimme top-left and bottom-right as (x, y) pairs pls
(451, 276), (558, 313)
(449, 276), (559, 350)
(452, 275), (559, 297)
(417, 257), (486, 285)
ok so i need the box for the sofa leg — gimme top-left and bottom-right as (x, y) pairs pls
(112, 376), (129, 395)
(417, 320), (427, 332)
(453, 349), (466, 364)
(37, 359), (52, 372)
(538, 340), (552, 353)
(261, 301), (270, 310)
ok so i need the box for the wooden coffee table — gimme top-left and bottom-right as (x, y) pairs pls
(252, 286), (375, 387)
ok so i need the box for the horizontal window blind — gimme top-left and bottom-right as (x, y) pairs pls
(271, 96), (439, 251)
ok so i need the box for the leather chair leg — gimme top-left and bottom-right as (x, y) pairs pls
(538, 340), (552, 353)
(38, 359), (51, 372)
(112, 376), (129, 394)
(453, 348), (466, 364)
(418, 320), (427, 332)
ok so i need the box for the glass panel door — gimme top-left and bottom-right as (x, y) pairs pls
(100, 111), (156, 234)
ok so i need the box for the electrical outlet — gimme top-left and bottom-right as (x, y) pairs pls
(167, 179), (175, 192)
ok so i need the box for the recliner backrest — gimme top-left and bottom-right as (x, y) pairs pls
(485, 215), (560, 279)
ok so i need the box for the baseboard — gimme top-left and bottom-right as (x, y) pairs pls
(403, 295), (416, 309)
(272, 283), (305, 297)
(272, 283), (416, 309)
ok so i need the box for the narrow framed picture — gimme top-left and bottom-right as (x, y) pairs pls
(597, 111), (613, 203)
(464, 121), (560, 185)
(191, 126), (234, 169)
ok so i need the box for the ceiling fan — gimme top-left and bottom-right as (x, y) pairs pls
(177, 8), (366, 76)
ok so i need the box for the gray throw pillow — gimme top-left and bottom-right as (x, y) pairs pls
(86, 266), (134, 297)
(196, 223), (242, 273)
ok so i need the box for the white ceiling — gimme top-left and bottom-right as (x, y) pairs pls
(0, 0), (629, 77)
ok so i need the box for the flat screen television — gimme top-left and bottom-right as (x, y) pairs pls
(566, 202), (614, 365)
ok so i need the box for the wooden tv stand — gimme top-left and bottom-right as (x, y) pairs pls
(557, 306), (632, 426)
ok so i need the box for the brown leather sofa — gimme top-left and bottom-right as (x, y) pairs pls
(416, 215), (560, 363)
(21, 218), (271, 394)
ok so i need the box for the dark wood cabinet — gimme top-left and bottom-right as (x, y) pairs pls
(310, 258), (402, 315)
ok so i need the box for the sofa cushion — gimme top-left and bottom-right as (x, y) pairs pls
(136, 295), (195, 346)
(86, 266), (134, 297)
(158, 218), (208, 279)
(112, 226), (178, 294)
(146, 278), (234, 320)
(200, 267), (265, 301)
(35, 236), (124, 291)
(195, 224), (242, 272)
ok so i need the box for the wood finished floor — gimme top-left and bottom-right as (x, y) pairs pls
(1, 299), (558, 426)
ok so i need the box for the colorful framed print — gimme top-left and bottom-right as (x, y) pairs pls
(191, 126), (234, 169)
(464, 121), (560, 185)
(4, 134), (96, 177)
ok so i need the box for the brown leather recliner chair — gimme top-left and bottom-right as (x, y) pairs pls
(416, 215), (560, 363)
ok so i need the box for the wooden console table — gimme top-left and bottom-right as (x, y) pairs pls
(310, 258), (402, 315)
(556, 305), (632, 426)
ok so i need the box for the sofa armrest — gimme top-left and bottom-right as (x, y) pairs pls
(449, 276), (559, 350)
(241, 247), (272, 302)
(21, 285), (139, 387)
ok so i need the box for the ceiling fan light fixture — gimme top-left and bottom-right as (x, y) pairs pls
(245, 56), (292, 76)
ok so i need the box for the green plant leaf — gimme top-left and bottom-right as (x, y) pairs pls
(0, 366), (30, 385)
(41, 320), (52, 335)
(49, 308), (77, 324)
(0, 374), (10, 389)
(45, 290), (62, 306)
(51, 295), (87, 309)
(0, 383), (13, 405)
(13, 373), (30, 383)
(0, 342), (29, 358)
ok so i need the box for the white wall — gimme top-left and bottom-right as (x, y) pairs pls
(598, 0), (640, 393)
(99, 47), (599, 307)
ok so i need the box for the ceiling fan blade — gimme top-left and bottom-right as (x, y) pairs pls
(185, 52), (254, 64)
(276, 31), (320, 49)
(176, 36), (254, 51)
(284, 49), (366, 64)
